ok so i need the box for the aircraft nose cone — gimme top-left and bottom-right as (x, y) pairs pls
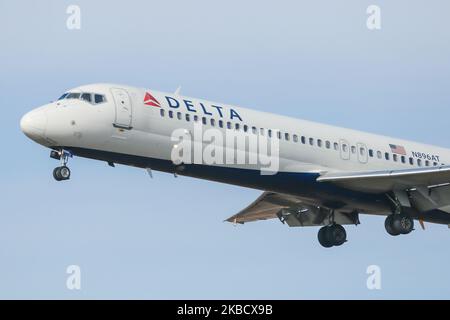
(20, 110), (47, 141)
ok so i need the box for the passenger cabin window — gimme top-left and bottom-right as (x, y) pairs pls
(227, 122), (232, 129)
(409, 157), (414, 165)
(377, 151), (382, 159)
(333, 142), (339, 150)
(268, 129), (272, 137)
(202, 117), (207, 125)
(185, 114), (190, 121)
(401, 156), (406, 163)
(417, 159), (422, 166)
(302, 136), (306, 144)
(285, 133), (290, 141)
(235, 123), (240, 130)
(360, 147), (365, 156)
(351, 146), (356, 154)
(293, 135), (299, 143)
(325, 141), (331, 149)
(194, 115), (199, 122)
(169, 110), (174, 118)
(393, 154), (398, 162)
(277, 131), (281, 139)
(177, 112), (182, 120)
(317, 139), (322, 147)
(160, 109), (165, 117)
(218, 120), (223, 128)
(260, 128), (264, 136)
(342, 144), (348, 152)
(425, 160), (430, 166)
(210, 118), (215, 126)
(309, 138), (314, 146)
(385, 153), (390, 160)
(369, 149), (374, 157)
(252, 127), (257, 134)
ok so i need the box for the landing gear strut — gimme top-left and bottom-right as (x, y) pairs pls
(385, 213), (414, 236)
(318, 224), (347, 248)
(51, 149), (72, 181)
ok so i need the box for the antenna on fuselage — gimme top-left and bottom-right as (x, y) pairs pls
(174, 86), (181, 95)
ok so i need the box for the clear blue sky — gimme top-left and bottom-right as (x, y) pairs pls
(1, 0), (450, 299)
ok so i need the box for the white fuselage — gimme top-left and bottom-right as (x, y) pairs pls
(20, 83), (450, 215)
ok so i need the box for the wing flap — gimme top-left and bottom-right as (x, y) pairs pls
(225, 192), (359, 226)
(226, 192), (298, 224)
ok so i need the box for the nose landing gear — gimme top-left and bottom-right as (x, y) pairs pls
(51, 149), (72, 181)
(53, 166), (71, 181)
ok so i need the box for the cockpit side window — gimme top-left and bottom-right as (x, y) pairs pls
(94, 94), (106, 104)
(81, 93), (92, 103)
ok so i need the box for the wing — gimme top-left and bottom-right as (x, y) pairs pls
(317, 165), (450, 212)
(225, 192), (300, 224)
(226, 192), (359, 227)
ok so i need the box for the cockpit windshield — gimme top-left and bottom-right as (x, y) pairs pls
(66, 93), (81, 99)
(58, 93), (69, 100)
(57, 92), (106, 105)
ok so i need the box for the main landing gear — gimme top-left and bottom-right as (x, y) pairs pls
(384, 192), (415, 236)
(318, 224), (347, 248)
(51, 149), (72, 181)
(384, 213), (414, 236)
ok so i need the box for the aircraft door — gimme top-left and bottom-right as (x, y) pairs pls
(111, 88), (133, 129)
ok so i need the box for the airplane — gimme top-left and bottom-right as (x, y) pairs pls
(20, 83), (450, 248)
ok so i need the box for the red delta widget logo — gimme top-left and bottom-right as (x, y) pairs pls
(143, 92), (161, 107)
(143, 91), (242, 121)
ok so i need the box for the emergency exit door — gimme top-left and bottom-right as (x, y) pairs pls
(357, 142), (368, 164)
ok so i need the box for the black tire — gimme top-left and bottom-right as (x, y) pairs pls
(59, 166), (71, 180)
(328, 224), (347, 246)
(385, 215), (400, 236)
(53, 167), (62, 181)
(318, 226), (333, 248)
(392, 214), (414, 234)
